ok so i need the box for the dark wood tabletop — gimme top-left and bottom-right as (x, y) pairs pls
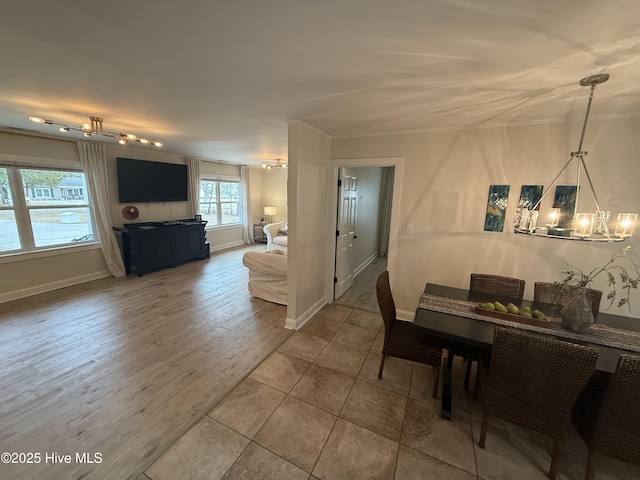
(415, 283), (640, 373)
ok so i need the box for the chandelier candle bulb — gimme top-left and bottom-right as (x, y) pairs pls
(546, 208), (561, 228)
(574, 213), (595, 238)
(615, 213), (638, 238)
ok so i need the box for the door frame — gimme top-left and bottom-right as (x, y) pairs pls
(324, 156), (404, 303)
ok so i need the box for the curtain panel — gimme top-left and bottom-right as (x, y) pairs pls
(77, 142), (126, 277)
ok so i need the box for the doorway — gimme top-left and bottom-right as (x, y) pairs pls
(327, 157), (403, 311)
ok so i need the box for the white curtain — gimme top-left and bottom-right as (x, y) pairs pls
(240, 165), (253, 243)
(186, 157), (200, 218)
(378, 166), (394, 257)
(77, 142), (126, 277)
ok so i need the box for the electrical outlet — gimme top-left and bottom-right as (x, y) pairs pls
(406, 224), (414, 235)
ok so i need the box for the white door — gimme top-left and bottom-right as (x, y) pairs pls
(334, 168), (358, 299)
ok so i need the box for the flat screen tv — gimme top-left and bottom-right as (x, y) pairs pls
(117, 157), (188, 203)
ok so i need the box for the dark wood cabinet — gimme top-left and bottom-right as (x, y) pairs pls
(113, 221), (208, 276)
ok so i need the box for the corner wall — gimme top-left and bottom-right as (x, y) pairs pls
(287, 121), (331, 327)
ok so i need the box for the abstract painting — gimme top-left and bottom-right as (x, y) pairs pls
(484, 184), (510, 232)
(518, 185), (544, 211)
(553, 185), (578, 228)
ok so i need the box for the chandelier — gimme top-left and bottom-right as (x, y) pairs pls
(515, 73), (637, 242)
(262, 158), (287, 169)
(28, 115), (162, 147)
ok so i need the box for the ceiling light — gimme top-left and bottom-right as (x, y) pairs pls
(516, 73), (635, 241)
(28, 115), (162, 147)
(262, 158), (287, 169)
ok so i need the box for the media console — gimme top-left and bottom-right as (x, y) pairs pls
(113, 220), (209, 276)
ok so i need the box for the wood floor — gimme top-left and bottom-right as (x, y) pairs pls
(0, 245), (293, 480)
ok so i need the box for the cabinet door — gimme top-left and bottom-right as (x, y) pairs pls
(173, 231), (202, 258)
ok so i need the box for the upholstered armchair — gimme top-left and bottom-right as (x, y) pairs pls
(263, 222), (288, 253)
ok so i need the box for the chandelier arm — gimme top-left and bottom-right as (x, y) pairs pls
(578, 154), (611, 238)
(530, 153), (577, 211)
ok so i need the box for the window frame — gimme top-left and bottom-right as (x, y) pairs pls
(199, 177), (241, 227)
(0, 164), (98, 256)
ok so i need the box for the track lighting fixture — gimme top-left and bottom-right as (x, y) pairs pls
(28, 115), (162, 147)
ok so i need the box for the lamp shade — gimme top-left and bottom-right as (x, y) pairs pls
(263, 206), (276, 216)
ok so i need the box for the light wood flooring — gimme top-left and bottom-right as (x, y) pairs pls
(0, 245), (292, 480)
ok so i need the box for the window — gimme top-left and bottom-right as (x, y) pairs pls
(199, 179), (240, 226)
(0, 166), (96, 255)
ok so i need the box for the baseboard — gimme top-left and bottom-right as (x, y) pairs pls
(211, 240), (245, 252)
(0, 270), (112, 304)
(353, 252), (378, 278)
(396, 308), (416, 322)
(286, 297), (326, 330)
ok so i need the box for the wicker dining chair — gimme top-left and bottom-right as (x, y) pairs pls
(470, 273), (526, 301)
(463, 274), (526, 394)
(571, 353), (640, 480)
(376, 271), (443, 398)
(533, 282), (602, 320)
(478, 327), (598, 480)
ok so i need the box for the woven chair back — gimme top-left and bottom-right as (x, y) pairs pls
(487, 327), (598, 418)
(597, 354), (640, 462)
(376, 271), (396, 337)
(533, 282), (602, 319)
(470, 274), (525, 301)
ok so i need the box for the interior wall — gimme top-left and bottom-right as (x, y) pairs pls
(350, 167), (383, 273)
(287, 121), (331, 326)
(260, 168), (288, 224)
(331, 117), (640, 318)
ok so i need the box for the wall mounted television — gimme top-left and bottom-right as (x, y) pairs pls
(116, 157), (188, 203)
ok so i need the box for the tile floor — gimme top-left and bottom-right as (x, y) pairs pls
(141, 304), (639, 480)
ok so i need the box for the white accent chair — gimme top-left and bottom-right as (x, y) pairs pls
(263, 222), (288, 253)
(242, 251), (287, 305)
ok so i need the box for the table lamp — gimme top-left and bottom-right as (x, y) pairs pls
(264, 206), (276, 224)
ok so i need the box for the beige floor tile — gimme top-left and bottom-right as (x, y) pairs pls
(299, 316), (343, 341)
(277, 331), (329, 362)
(408, 363), (442, 409)
(401, 397), (476, 475)
(371, 331), (384, 352)
(221, 441), (309, 480)
(553, 424), (639, 480)
(358, 351), (413, 395)
(410, 355), (471, 417)
(333, 323), (379, 350)
(313, 340), (369, 377)
(208, 377), (286, 438)
(145, 417), (249, 480)
(395, 445), (477, 480)
(290, 364), (355, 415)
(472, 419), (553, 480)
(345, 309), (383, 331)
(313, 418), (398, 480)
(254, 396), (336, 472)
(314, 304), (353, 323)
(340, 379), (406, 441)
(248, 351), (311, 393)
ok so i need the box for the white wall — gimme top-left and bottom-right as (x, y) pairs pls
(287, 121), (331, 327)
(331, 117), (640, 318)
(351, 167), (383, 273)
(260, 168), (287, 224)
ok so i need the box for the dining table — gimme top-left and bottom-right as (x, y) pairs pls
(414, 282), (640, 420)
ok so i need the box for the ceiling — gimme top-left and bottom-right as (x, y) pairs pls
(2, 1), (640, 167)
